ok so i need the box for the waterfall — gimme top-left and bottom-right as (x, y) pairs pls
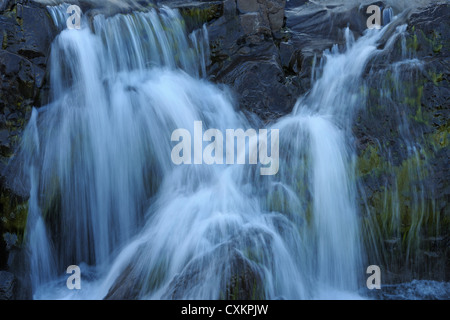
(17, 4), (427, 300)
(23, 6), (219, 298)
(270, 26), (407, 296)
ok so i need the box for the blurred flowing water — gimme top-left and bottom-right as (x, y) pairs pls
(15, 4), (447, 299)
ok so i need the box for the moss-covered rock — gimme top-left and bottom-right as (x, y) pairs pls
(172, 1), (223, 32)
(203, 0), (302, 120)
(354, 3), (449, 283)
(0, 0), (58, 271)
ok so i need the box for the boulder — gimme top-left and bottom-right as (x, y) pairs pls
(0, 0), (57, 164)
(105, 226), (273, 299)
(162, 244), (265, 300)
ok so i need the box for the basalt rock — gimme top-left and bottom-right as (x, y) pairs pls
(105, 226), (272, 299)
(205, 0), (302, 121)
(0, 0), (57, 271)
(162, 245), (265, 300)
(0, 270), (15, 299)
(353, 2), (450, 283)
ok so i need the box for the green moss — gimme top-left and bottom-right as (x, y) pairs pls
(433, 44), (443, 53)
(357, 144), (385, 177)
(354, 134), (439, 261)
(427, 124), (449, 149)
(15, 16), (23, 26)
(266, 189), (289, 214)
(421, 29), (443, 54)
(430, 72), (443, 85)
(432, 125), (450, 148)
(413, 103), (426, 124)
(399, 82), (427, 124)
(243, 247), (264, 265)
(407, 27), (444, 55)
(179, 4), (221, 23)
(146, 258), (168, 291)
(358, 141), (444, 278)
(416, 85), (423, 106)
(358, 23), (447, 280)
(0, 192), (29, 245)
(225, 272), (265, 300)
(407, 33), (419, 51)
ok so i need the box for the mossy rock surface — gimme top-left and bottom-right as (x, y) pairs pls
(0, 0), (57, 271)
(353, 3), (450, 283)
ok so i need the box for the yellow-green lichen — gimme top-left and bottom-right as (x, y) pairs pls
(2, 31), (7, 50)
(0, 192), (29, 245)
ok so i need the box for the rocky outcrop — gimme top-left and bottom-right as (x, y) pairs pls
(0, 0), (57, 270)
(104, 229), (270, 300)
(366, 279), (450, 300)
(352, 3), (449, 283)
(162, 246), (264, 300)
(0, 0), (56, 161)
(0, 0), (448, 295)
(204, 0), (302, 120)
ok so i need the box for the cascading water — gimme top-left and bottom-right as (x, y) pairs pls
(15, 3), (442, 300)
(268, 26), (408, 297)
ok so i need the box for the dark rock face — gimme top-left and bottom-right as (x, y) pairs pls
(365, 279), (450, 300)
(352, 3), (450, 283)
(105, 228), (270, 300)
(205, 0), (302, 120)
(0, 0), (448, 297)
(0, 270), (15, 300)
(0, 0), (56, 160)
(104, 263), (143, 300)
(0, 0), (57, 270)
(281, 1), (372, 95)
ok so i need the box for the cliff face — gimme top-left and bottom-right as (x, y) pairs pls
(353, 4), (449, 283)
(0, 1), (57, 279)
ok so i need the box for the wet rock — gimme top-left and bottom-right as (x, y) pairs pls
(0, 0), (56, 163)
(0, 0), (57, 275)
(237, 0), (259, 13)
(205, 0), (300, 120)
(105, 226), (272, 300)
(353, 2), (450, 283)
(163, 244), (265, 299)
(0, 271), (15, 300)
(266, 0), (285, 32)
(169, 1), (224, 32)
(104, 264), (143, 300)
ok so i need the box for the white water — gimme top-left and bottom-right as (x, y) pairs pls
(19, 5), (410, 299)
